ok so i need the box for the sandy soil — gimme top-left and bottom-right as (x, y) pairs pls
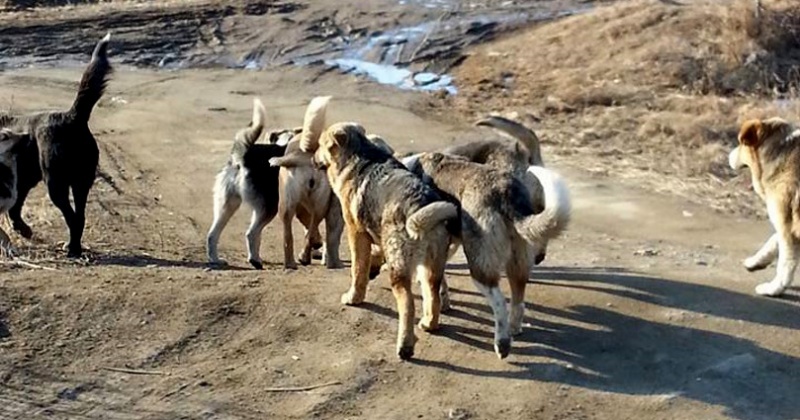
(0, 1), (798, 420)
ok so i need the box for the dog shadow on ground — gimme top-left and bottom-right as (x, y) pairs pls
(91, 253), (251, 271)
(365, 266), (800, 420)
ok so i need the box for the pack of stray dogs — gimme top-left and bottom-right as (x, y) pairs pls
(1, 34), (798, 361)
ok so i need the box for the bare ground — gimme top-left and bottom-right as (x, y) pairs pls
(0, 1), (799, 420)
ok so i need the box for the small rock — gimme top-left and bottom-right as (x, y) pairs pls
(634, 248), (659, 257)
(682, 210), (694, 217)
(291, 355), (300, 361)
(448, 408), (472, 420)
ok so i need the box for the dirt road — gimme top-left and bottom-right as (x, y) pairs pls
(0, 1), (799, 419)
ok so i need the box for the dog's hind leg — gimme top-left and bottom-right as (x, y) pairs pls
(323, 198), (344, 269)
(9, 184), (34, 239)
(46, 181), (78, 257)
(473, 276), (511, 359)
(280, 204), (298, 270)
(298, 214), (320, 266)
(69, 182), (94, 258)
(417, 257), (444, 333)
(507, 240), (532, 336)
(744, 233), (778, 272)
(206, 192), (241, 265)
(389, 264), (417, 360)
(245, 204), (277, 270)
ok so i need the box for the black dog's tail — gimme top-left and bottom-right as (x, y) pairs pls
(69, 32), (113, 123)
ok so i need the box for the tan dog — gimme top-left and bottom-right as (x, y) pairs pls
(308, 117), (459, 360)
(268, 97), (344, 270)
(729, 117), (800, 297)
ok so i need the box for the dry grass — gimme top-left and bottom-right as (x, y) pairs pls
(445, 0), (800, 217)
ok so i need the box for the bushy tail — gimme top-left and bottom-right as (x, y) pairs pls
(239, 98), (267, 147)
(406, 202), (458, 240)
(69, 32), (113, 123)
(475, 115), (543, 166)
(299, 96), (332, 152)
(513, 166), (571, 244)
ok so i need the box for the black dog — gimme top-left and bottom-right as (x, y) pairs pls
(0, 33), (112, 258)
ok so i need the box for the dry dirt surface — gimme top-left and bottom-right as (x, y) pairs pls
(1, 1), (799, 420)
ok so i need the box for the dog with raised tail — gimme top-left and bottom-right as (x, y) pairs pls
(0, 33), (112, 258)
(206, 98), (296, 269)
(306, 112), (459, 360)
(405, 151), (566, 358)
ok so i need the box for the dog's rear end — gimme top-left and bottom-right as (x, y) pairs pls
(4, 33), (114, 258)
(207, 98), (288, 268)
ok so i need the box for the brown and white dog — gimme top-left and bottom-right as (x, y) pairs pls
(729, 117), (800, 297)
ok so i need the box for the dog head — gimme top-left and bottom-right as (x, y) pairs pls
(268, 127), (302, 146)
(367, 134), (395, 155)
(313, 122), (367, 171)
(730, 118), (797, 196)
(0, 128), (28, 154)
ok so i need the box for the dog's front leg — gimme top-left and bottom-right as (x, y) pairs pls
(756, 233), (797, 297)
(390, 265), (416, 360)
(280, 206), (298, 270)
(744, 233), (778, 272)
(341, 230), (371, 305)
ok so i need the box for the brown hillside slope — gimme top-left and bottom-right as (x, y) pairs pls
(445, 0), (800, 217)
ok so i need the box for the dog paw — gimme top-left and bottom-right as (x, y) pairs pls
(397, 345), (415, 361)
(12, 223), (33, 239)
(311, 249), (323, 260)
(744, 256), (769, 272)
(418, 318), (439, 333)
(207, 260), (228, 269)
(494, 338), (511, 359)
(284, 261), (298, 270)
(298, 254), (312, 266)
(341, 290), (365, 306)
(325, 259), (344, 269)
(755, 281), (786, 297)
(268, 157), (282, 167)
(249, 259), (264, 270)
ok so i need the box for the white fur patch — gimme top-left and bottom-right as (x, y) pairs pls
(729, 147), (742, 170)
(473, 281), (510, 342)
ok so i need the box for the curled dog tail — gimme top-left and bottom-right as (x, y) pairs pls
(69, 32), (113, 123)
(513, 166), (571, 245)
(475, 115), (543, 166)
(240, 98), (267, 147)
(406, 202), (458, 240)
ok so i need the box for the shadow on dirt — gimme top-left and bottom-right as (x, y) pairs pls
(364, 266), (800, 420)
(92, 253), (250, 271)
(0, 313), (10, 340)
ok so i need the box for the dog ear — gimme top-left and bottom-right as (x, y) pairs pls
(331, 126), (350, 147)
(739, 119), (763, 147)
